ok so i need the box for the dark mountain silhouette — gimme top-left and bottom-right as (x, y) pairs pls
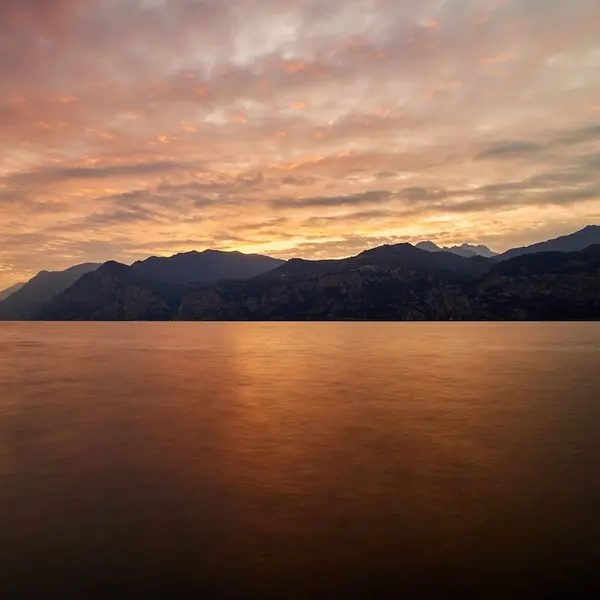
(10, 228), (600, 322)
(36, 244), (492, 321)
(131, 249), (284, 284)
(474, 245), (600, 319)
(416, 241), (497, 258)
(0, 282), (25, 302)
(499, 225), (600, 261)
(39, 243), (600, 321)
(38, 261), (186, 321)
(180, 263), (474, 321)
(179, 245), (600, 321)
(264, 243), (492, 280)
(352, 243), (492, 275)
(0, 263), (99, 320)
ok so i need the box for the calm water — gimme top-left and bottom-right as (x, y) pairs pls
(1, 323), (600, 598)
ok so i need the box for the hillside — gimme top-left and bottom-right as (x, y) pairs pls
(0, 263), (100, 320)
(0, 282), (25, 302)
(38, 262), (186, 321)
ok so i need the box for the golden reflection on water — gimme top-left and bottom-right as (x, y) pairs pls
(0, 322), (599, 597)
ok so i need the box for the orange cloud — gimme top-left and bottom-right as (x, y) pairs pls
(478, 52), (516, 65)
(289, 101), (308, 111)
(53, 94), (77, 103)
(284, 61), (310, 73)
(180, 121), (198, 133)
(423, 79), (462, 100)
(231, 112), (249, 124)
(119, 110), (145, 120)
(35, 120), (66, 131)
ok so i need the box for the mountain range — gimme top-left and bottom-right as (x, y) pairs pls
(1, 225), (599, 321)
(0, 263), (100, 321)
(177, 245), (600, 321)
(0, 250), (283, 321)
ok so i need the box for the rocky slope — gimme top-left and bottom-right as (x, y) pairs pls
(38, 262), (185, 321)
(179, 268), (475, 321)
(0, 250), (284, 320)
(473, 246), (600, 320)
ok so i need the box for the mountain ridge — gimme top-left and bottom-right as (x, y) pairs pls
(179, 245), (600, 321)
(39, 261), (187, 321)
(33, 244), (600, 321)
(131, 249), (284, 284)
(0, 282), (25, 302)
(499, 225), (600, 261)
(0, 263), (100, 320)
(416, 241), (498, 258)
(2, 225), (600, 321)
(0, 250), (284, 320)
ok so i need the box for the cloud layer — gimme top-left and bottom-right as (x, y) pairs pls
(1, 0), (599, 286)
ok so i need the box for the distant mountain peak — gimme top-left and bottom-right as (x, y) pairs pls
(101, 260), (130, 273)
(415, 241), (443, 252)
(416, 241), (497, 258)
(449, 244), (498, 258)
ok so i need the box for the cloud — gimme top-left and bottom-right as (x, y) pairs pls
(476, 121), (600, 161)
(282, 175), (318, 186)
(1, 0), (600, 287)
(6, 161), (186, 187)
(475, 140), (547, 160)
(83, 206), (165, 227)
(555, 123), (600, 146)
(400, 187), (438, 201)
(271, 190), (393, 209)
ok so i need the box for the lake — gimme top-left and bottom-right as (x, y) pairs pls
(1, 322), (600, 598)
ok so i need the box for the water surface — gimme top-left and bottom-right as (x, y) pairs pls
(1, 323), (600, 598)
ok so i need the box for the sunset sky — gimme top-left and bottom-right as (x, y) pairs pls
(1, 0), (599, 288)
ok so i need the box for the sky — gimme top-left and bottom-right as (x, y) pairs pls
(1, 0), (599, 288)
